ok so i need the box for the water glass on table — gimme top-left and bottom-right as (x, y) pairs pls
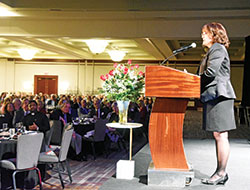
(16, 122), (23, 130)
(2, 123), (8, 132)
(22, 126), (26, 133)
(16, 122), (25, 133)
(9, 128), (15, 138)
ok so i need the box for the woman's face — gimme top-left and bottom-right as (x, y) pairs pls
(13, 100), (21, 110)
(62, 103), (71, 113)
(7, 103), (14, 112)
(201, 28), (213, 48)
(37, 101), (43, 111)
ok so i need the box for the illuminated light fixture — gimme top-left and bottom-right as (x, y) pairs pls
(22, 81), (32, 90)
(85, 40), (108, 54)
(0, 3), (19, 16)
(59, 81), (69, 91)
(17, 49), (38, 60)
(108, 50), (126, 62)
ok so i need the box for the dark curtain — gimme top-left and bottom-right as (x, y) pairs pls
(241, 36), (250, 106)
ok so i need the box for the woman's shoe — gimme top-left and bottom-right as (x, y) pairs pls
(201, 173), (228, 185)
(218, 173), (228, 185)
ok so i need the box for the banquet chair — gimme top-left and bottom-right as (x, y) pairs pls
(50, 120), (63, 145)
(82, 118), (108, 160)
(45, 121), (55, 146)
(39, 122), (55, 153)
(0, 133), (44, 190)
(38, 128), (74, 189)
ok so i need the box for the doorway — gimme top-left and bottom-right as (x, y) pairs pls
(34, 75), (58, 95)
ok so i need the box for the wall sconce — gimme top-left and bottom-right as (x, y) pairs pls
(85, 40), (109, 54)
(22, 81), (32, 90)
(17, 49), (37, 60)
(108, 50), (126, 62)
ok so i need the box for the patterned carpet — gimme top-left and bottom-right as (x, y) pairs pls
(34, 134), (147, 190)
(39, 159), (117, 190)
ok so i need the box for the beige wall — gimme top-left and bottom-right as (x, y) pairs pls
(0, 59), (15, 93)
(0, 59), (243, 100)
(14, 63), (79, 94)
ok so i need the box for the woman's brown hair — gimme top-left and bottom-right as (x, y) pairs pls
(203, 22), (230, 48)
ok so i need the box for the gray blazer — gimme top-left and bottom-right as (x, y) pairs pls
(199, 43), (236, 103)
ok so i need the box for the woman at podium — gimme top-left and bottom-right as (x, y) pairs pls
(198, 22), (236, 185)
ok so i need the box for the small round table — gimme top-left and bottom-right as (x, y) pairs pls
(106, 122), (142, 161)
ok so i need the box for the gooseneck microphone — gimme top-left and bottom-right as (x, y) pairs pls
(172, 42), (197, 54)
(161, 42), (197, 65)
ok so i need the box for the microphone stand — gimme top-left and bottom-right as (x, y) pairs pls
(160, 53), (178, 66)
(160, 43), (196, 65)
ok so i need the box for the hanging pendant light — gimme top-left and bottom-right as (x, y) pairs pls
(17, 49), (37, 60)
(108, 50), (126, 62)
(85, 40), (109, 54)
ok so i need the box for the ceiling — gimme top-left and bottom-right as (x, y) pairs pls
(0, 0), (249, 62)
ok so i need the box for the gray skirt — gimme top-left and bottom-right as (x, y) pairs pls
(203, 97), (236, 132)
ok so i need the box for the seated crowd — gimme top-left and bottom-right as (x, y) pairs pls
(0, 92), (153, 160)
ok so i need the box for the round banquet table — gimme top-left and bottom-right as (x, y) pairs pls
(73, 122), (95, 136)
(0, 138), (17, 159)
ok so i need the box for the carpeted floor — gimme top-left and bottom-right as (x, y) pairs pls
(39, 159), (117, 190)
(34, 133), (148, 190)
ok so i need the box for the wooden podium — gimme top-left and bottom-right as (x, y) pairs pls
(145, 66), (200, 187)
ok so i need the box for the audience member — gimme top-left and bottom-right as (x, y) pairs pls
(77, 99), (89, 117)
(36, 99), (46, 114)
(46, 94), (58, 108)
(0, 97), (11, 114)
(71, 96), (80, 119)
(88, 98), (108, 119)
(22, 100), (50, 134)
(50, 100), (72, 125)
(22, 98), (30, 116)
(106, 102), (119, 123)
(128, 102), (140, 122)
(3, 102), (15, 128)
(12, 98), (24, 126)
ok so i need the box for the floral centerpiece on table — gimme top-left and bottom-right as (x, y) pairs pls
(100, 60), (145, 123)
(100, 60), (145, 102)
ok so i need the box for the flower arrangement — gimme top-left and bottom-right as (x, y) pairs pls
(100, 60), (145, 102)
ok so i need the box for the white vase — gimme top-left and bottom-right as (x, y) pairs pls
(117, 100), (130, 124)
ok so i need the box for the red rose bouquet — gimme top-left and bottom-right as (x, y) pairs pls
(100, 60), (144, 102)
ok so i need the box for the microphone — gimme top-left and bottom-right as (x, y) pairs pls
(172, 42), (196, 54)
